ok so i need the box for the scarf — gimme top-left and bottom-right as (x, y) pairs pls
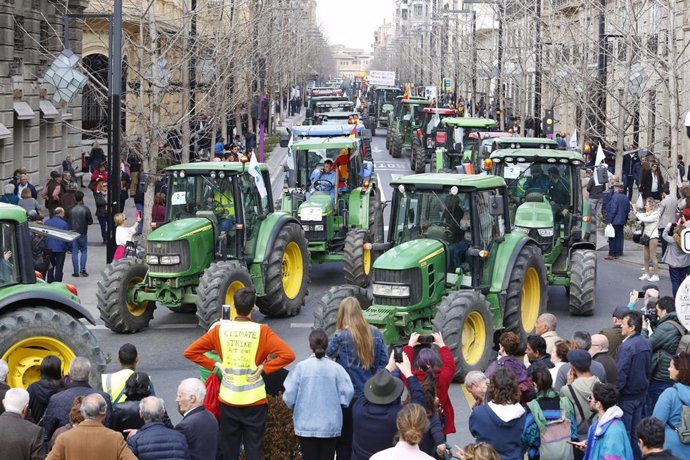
(527, 390), (575, 432)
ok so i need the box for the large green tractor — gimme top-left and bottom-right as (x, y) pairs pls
(0, 204), (105, 388)
(366, 86), (401, 136)
(314, 174), (549, 379)
(489, 148), (596, 315)
(279, 136), (383, 286)
(432, 117), (502, 173)
(97, 161), (311, 333)
(386, 97), (432, 159)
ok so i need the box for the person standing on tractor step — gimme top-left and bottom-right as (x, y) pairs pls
(101, 344), (140, 405)
(183, 287), (295, 460)
(68, 191), (92, 277)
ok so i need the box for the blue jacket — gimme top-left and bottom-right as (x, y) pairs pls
(283, 354), (354, 437)
(615, 333), (652, 399)
(326, 326), (388, 398)
(174, 406), (218, 460)
(606, 191), (630, 225)
(469, 402), (527, 460)
(44, 216), (70, 252)
(583, 413), (633, 460)
(42, 381), (113, 441)
(128, 422), (189, 460)
(652, 383), (690, 457)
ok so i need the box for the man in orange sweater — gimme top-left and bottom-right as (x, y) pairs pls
(184, 287), (295, 460)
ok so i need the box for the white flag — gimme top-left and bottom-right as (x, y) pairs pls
(248, 151), (267, 199)
(595, 143), (606, 166)
(569, 130), (578, 149)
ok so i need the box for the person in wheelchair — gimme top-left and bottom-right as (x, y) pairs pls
(309, 159), (337, 201)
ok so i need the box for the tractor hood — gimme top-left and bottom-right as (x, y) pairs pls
(374, 239), (445, 270)
(298, 194), (334, 219)
(514, 201), (554, 229)
(148, 217), (213, 241)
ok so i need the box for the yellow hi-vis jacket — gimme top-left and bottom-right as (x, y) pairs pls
(214, 189), (235, 217)
(101, 369), (133, 404)
(218, 320), (266, 405)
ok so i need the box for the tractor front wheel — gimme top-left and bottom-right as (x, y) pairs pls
(314, 285), (372, 337)
(196, 261), (253, 330)
(0, 307), (106, 388)
(257, 223), (311, 317)
(97, 259), (155, 333)
(343, 229), (373, 287)
(568, 249), (596, 316)
(391, 133), (403, 158)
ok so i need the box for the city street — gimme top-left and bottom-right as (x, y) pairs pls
(67, 130), (673, 446)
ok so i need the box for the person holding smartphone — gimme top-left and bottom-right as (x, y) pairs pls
(113, 212), (141, 260)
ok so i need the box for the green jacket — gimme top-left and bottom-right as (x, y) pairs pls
(649, 312), (683, 381)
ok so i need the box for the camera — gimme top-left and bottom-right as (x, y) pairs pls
(393, 345), (404, 363)
(418, 335), (435, 345)
(643, 306), (659, 329)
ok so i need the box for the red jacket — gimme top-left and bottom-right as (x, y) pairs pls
(401, 345), (456, 434)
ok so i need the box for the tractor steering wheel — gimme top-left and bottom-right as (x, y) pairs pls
(313, 179), (334, 192)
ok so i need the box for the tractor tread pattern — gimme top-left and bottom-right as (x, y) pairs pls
(313, 285), (371, 337)
(568, 249), (597, 316)
(412, 138), (426, 173)
(392, 133), (402, 158)
(368, 186), (384, 244)
(343, 229), (373, 287)
(196, 261), (253, 330)
(96, 258), (154, 333)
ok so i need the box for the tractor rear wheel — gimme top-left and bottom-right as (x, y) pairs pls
(433, 291), (494, 381)
(196, 261), (253, 330)
(314, 285), (371, 337)
(412, 138), (426, 173)
(343, 229), (373, 287)
(502, 245), (547, 348)
(0, 307), (106, 389)
(368, 186), (384, 244)
(257, 223), (310, 317)
(97, 259), (155, 333)
(568, 249), (596, 316)
(386, 128), (392, 151)
(392, 133), (402, 158)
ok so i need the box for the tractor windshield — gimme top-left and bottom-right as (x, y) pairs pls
(294, 148), (350, 189)
(0, 222), (18, 287)
(498, 162), (573, 218)
(167, 174), (237, 224)
(393, 190), (471, 246)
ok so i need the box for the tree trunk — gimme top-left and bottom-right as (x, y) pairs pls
(667, 0), (679, 194)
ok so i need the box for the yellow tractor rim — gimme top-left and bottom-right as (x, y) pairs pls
(2, 337), (74, 388)
(521, 267), (541, 332)
(462, 311), (486, 365)
(282, 242), (304, 299)
(127, 275), (148, 317)
(363, 246), (371, 275)
(224, 280), (245, 320)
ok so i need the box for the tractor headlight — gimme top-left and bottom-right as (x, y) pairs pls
(537, 228), (554, 237)
(159, 255), (181, 265)
(372, 283), (411, 298)
(146, 255), (160, 265)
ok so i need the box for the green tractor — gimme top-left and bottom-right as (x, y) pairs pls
(305, 96), (350, 125)
(432, 117), (502, 173)
(97, 161), (311, 333)
(366, 86), (401, 136)
(386, 96), (432, 159)
(279, 136), (383, 286)
(0, 204), (105, 388)
(314, 174), (548, 379)
(410, 107), (458, 173)
(489, 148), (596, 315)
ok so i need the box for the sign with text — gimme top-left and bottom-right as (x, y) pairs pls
(368, 70), (396, 86)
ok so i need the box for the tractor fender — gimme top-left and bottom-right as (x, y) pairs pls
(347, 188), (366, 228)
(570, 241), (596, 254)
(489, 232), (538, 294)
(252, 212), (302, 267)
(0, 290), (96, 325)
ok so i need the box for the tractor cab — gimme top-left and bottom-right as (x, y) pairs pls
(316, 111), (361, 126)
(366, 86), (401, 135)
(386, 97), (432, 158)
(306, 96), (350, 123)
(314, 100), (355, 115)
(433, 117), (501, 173)
(410, 107), (459, 173)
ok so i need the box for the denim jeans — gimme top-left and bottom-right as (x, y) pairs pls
(97, 216), (108, 242)
(669, 266), (689, 298)
(646, 378), (673, 417)
(619, 397), (645, 460)
(609, 224), (625, 256)
(71, 234), (87, 274)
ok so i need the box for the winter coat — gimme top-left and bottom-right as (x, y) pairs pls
(522, 391), (578, 459)
(586, 177), (605, 200)
(18, 197), (39, 216)
(661, 227), (690, 268)
(0, 193), (19, 205)
(44, 216), (70, 253)
(110, 400), (173, 434)
(174, 406), (219, 460)
(560, 375), (600, 437)
(652, 383), (690, 458)
(94, 192), (107, 218)
(486, 355), (529, 384)
(600, 325), (625, 359)
(640, 166), (665, 199)
(606, 191), (630, 225)
(27, 378), (61, 423)
(592, 351), (618, 385)
(582, 408), (633, 460)
(642, 450), (683, 460)
(469, 401), (527, 460)
(401, 345), (456, 434)
(127, 422), (189, 460)
(648, 312), (684, 382)
(616, 333), (652, 400)
(68, 203), (93, 235)
(42, 381), (113, 440)
(658, 194), (678, 228)
(623, 153), (639, 178)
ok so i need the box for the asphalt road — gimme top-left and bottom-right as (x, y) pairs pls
(76, 131), (672, 447)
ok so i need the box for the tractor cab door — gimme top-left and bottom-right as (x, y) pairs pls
(474, 190), (507, 290)
(0, 220), (27, 286)
(237, 173), (268, 261)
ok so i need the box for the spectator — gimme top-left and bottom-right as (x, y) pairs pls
(660, 223), (690, 297)
(68, 191), (92, 277)
(89, 141), (106, 172)
(351, 352), (426, 459)
(605, 181), (629, 260)
(554, 331), (607, 390)
(61, 171), (75, 189)
(183, 287), (295, 460)
(47, 393), (135, 460)
(453, 442), (500, 460)
(59, 182), (78, 218)
(464, 371), (489, 409)
(111, 372), (171, 434)
(18, 187), (40, 216)
(370, 403), (434, 460)
(485, 332), (532, 404)
(601, 174), (619, 224)
(132, 179), (144, 234)
(402, 332), (456, 434)
(522, 367), (578, 460)
(118, 170), (130, 213)
(628, 285), (660, 311)
(633, 197), (661, 282)
(1, 183), (19, 204)
(326, 296), (388, 459)
(27, 355), (63, 423)
(90, 164), (108, 192)
(151, 192), (166, 228)
(113, 213), (140, 260)
(600, 306), (631, 359)
(101, 343), (139, 405)
(646, 296), (684, 414)
(62, 155), (76, 183)
(49, 395), (84, 449)
(15, 173), (38, 199)
(214, 138), (224, 158)
(559, 349), (600, 445)
(589, 334), (618, 385)
(0, 388), (45, 460)
(126, 149), (142, 197)
(535, 313), (562, 355)
(126, 396), (188, 460)
(94, 181), (108, 244)
(617, 311), (653, 459)
(550, 340), (570, 382)
(526, 334), (554, 376)
(44, 208), (69, 282)
(0, 359), (9, 414)
(174, 378), (218, 460)
(469, 368), (527, 460)
(657, 184), (677, 257)
(42, 171), (62, 213)
(623, 150), (640, 200)
(42, 357), (113, 441)
(640, 161), (665, 201)
(637, 417), (683, 460)
(283, 328), (354, 460)
(652, 352), (690, 457)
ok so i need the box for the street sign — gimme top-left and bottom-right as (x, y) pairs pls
(368, 70), (396, 86)
(443, 78), (453, 91)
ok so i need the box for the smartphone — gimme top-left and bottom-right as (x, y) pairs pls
(136, 210), (142, 220)
(418, 335), (435, 345)
(393, 344), (404, 363)
(221, 305), (232, 321)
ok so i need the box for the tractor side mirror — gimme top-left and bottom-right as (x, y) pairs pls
(489, 195), (504, 216)
(279, 136), (289, 148)
(454, 143), (463, 152)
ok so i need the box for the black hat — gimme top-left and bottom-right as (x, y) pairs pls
(50, 171), (61, 179)
(567, 349), (592, 372)
(363, 370), (403, 405)
(612, 306), (630, 319)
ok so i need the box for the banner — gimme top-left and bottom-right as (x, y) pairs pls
(248, 151), (267, 199)
(368, 70), (396, 86)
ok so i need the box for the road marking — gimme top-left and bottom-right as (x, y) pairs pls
(375, 162), (410, 170)
(377, 173), (386, 201)
(290, 322), (313, 328)
(87, 324), (197, 330)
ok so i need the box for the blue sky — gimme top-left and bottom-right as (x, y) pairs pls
(316, 0), (394, 51)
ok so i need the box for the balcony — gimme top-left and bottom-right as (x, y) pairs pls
(552, 0), (582, 14)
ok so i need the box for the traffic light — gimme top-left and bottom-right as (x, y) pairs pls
(543, 109), (554, 136)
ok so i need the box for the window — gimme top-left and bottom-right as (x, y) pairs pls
(402, 9), (408, 20)
(14, 15), (24, 52)
(0, 222), (19, 287)
(474, 191), (505, 249)
(414, 4), (423, 16)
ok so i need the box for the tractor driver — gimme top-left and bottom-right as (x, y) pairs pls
(525, 164), (549, 193)
(211, 178), (236, 233)
(310, 159), (337, 201)
(0, 250), (14, 286)
(547, 167), (570, 220)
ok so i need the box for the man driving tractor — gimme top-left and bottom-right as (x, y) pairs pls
(310, 159), (337, 201)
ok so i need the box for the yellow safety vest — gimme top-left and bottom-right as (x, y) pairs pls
(218, 320), (266, 405)
(214, 190), (235, 217)
(101, 369), (133, 404)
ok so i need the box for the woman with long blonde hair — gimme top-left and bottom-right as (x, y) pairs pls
(327, 296), (387, 460)
(632, 197), (661, 281)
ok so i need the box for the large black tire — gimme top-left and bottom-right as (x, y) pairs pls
(196, 261), (253, 330)
(97, 258), (155, 333)
(0, 307), (106, 388)
(368, 186), (384, 244)
(412, 138), (426, 173)
(391, 133), (402, 158)
(343, 229), (373, 287)
(502, 245), (548, 348)
(256, 223), (311, 317)
(568, 249), (596, 316)
(386, 127), (392, 151)
(313, 285), (372, 336)
(432, 291), (495, 381)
